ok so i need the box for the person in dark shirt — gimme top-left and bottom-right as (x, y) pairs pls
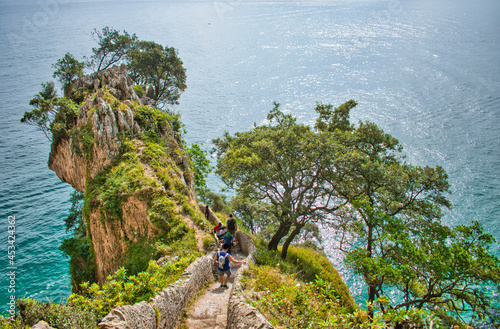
(223, 232), (234, 253)
(227, 214), (237, 236)
(205, 205), (210, 220)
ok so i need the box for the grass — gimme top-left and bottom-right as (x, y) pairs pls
(240, 240), (357, 328)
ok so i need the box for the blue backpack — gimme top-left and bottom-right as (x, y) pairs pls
(217, 251), (228, 269)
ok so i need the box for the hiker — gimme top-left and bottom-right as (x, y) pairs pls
(226, 214), (237, 236)
(214, 243), (245, 289)
(213, 222), (226, 241)
(222, 231), (234, 253)
(218, 225), (227, 242)
(205, 205), (210, 221)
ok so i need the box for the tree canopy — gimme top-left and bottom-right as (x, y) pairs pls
(213, 100), (500, 326)
(213, 102), (346, 258)
(186, 142), (212, 203)
(127, 40), (187, 108)
(90, 26), (137, 72)
(52, 53), (85, 97)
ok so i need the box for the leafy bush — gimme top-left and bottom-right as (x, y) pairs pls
(206, 191), (231, 214)
(249, 240), (443, 328)
(133, 84), (144, 97)
(14, 256), (197, 328)
(253, 241), (355, 311)
(15, 298), (100, 329)
(87, 144), (158, 221)
(132, 103), (179, 134)
(285, 245), (355, 310)
(242, 265), (354, 328)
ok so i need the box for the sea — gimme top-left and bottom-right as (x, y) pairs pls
(0, 0), (499, 315)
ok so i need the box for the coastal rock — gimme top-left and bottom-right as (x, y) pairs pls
(48, 65), (196, 282)
(89, 195), (160, 282)
(32, 321), (55, 329)
(49, 66), (142, 188)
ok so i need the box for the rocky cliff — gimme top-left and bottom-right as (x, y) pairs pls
(48, 65), (199, 283)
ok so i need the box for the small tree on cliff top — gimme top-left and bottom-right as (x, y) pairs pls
(128, 40), (187, 108)
(52, 52), (85, 97)
(90, 26), (137, 72)
(21, 82), (79, 143)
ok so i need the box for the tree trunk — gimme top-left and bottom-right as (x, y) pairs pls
(280, 223), (304, 259)
(366, 223), (375, 318)
(267, 220), (291, 250)
(367, 285), (377, 319)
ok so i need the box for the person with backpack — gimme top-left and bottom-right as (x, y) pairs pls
(213, 222), (226, 241)
(223, 232), (234, 253)
(214, 243), (245, 289)
(227, 214), (237, 236)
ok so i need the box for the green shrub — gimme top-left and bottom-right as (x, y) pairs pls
(88, 147), (157, 221)
(250, 241), (356, 321)
(285, 245), (355, 310)
(149, 195), (181, 231)
(203, 236), (213, 251)
(15, 256), (198, 328)
(255, 242), (353, 301)
(124, 237), (156, 275)
(133, 84), (144, 97)
(241, 265), (353, 328)
(14, 298), (100, 329)
(132, 104), (175, 134)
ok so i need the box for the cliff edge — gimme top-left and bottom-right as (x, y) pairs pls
(48, 65), (200, 284)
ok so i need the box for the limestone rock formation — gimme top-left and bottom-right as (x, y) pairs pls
(48, 65), (197, 283)
(31, 321), (55, 329)
(49, 65), (155, 191)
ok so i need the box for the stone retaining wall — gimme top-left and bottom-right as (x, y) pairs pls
(32, 229), (274, 329)
(226, 231), (274, 329)
(98, 253), (214, 329)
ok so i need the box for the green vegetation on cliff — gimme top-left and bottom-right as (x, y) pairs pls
(243, 241), (356, 321)
(9, 27), (214, 329)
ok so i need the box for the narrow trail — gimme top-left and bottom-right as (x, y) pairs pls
(183, 249), (246, 329)
(181, 207), (248, 329)
(181, 214), (206, 252)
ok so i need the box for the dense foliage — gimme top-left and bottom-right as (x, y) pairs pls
(90, 26), (137, 72)
(213, 101), (500, 327)
(186, 142), (212, 203)
(2, 256), (197, 329)
(242, 243), (357, 328)
(52, 53), (85, 97)
(128, 40), (187, 107)
(213, 102), (344, 259)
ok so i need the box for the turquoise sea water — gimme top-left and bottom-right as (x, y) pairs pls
(0, 0), (499, 313)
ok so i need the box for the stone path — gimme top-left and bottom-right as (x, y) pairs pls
(183, 252), (246, 329)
